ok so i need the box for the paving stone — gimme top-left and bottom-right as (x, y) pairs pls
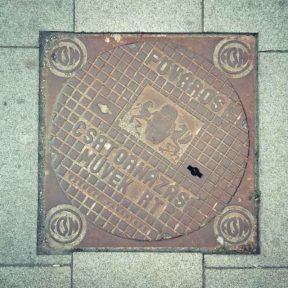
(73, 252), (203, 288)
(0, 266), (71, 288)
(205, 53), (288, 267)
(0, 0), (73, 46)
(0, 48), (70, 265)
(204, 0), (288, 50)
(206, 268), (288, 288)
(75, 0), (201, 32)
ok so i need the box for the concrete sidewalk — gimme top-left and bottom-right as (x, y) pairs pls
(0, 1), (287, 287)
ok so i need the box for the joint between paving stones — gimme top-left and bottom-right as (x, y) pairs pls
(202, 254), (206, 288)
(71, 253), (74, 288)
(73, 0), (76, 32)
(0, 263), (71, 268)
(0, 45), (39, 48)
(259, 50), (288, 53)
(201, 0), (204, 32)
(205, 266), (288, 270)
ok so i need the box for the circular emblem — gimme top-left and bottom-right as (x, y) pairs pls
(49, 42), (249, 241)
(45, 205), (87, 248)
(213, 39), (253, 78)
(48, 38), (87, 77)
(214, 206), (255, 244)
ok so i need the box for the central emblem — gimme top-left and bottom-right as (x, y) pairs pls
(120, 86), (203, 163)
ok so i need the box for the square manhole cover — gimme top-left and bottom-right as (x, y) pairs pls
(38, 33), (257, 254)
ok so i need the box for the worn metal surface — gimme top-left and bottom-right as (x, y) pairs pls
(38, 33), (257, 254)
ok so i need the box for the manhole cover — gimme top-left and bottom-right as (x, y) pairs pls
(38, 33), (257, 253)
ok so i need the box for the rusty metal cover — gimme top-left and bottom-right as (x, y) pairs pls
(38, 33), (257, 254)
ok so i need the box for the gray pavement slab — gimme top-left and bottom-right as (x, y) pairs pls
(0, 48), (70, 265)
(0, 266), (71, 288)
(205, 268), (288, 288)
(0, 0), (73, 46)
(204, 0), (288, 50)
(205, 53), (288, 267)
(73, 252), (203, 288)
(75, 0), (202, 32)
